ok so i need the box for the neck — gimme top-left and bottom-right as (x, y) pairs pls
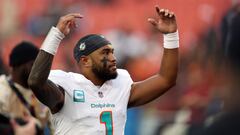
(81, 71), (105, 86)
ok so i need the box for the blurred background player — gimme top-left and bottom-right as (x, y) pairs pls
(11, 115), (37, 135)
(202, 3), (240, 135)
(0, 41), (52, 135)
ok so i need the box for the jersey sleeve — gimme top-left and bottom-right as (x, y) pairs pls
(48, 70), (70, 91)
(116, 69), (133, 104)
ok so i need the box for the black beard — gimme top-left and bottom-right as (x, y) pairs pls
(92, 64), (118, 81)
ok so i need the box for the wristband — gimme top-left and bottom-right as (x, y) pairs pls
(40, 27), (65, 55)
(163, 30), (179, 49)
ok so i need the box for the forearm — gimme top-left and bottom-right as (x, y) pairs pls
(159, 31), (179, 85)
(28, 27), (65, 111)
(28, 51), (64, 111)
(28, 27), (64, 88)
(159, 48), (178, 85)
(28, 51), (53, 87)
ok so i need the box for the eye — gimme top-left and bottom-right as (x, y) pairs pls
(102, 51), (109, 55)
(102, 50), (110, 55)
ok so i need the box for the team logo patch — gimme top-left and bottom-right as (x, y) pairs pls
(73, 90), (85, 102)
(100, 35), (105, 38)
(79, 43), (86, 51)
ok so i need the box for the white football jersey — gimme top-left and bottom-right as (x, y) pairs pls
(48, 69), (133, 135)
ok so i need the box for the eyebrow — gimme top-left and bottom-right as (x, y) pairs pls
(101, 48), (114, 52)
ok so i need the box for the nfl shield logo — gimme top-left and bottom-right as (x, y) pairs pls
(98, 91), (104, 98)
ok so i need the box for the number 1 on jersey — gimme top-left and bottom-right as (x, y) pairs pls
(100, 111), (113, 135)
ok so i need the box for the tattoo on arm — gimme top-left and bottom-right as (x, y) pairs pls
(28, 50), (64, 113)
(30, 50), (53, 85)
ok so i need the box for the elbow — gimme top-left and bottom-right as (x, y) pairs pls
(168, 74), (178, 87)
(169, 81), (176, 88)
(160, 71), (178, 89)
(165, 78), (177, 89)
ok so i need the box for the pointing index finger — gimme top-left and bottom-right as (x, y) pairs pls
(155, 5), (161, 15)
(66, 13), (84, 18)
(61, 13), (83, 24)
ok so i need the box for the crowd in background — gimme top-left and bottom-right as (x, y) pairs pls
(0, 0), (239, 135)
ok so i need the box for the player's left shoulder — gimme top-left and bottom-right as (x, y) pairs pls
(110, 69), (133, 92)
(48, 70), (72, 85)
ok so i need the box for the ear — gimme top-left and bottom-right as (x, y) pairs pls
(79, 56), (92, 67)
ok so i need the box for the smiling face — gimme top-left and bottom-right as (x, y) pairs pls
(89, 45), (118, 81)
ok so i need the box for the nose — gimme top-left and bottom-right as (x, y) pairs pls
(109, 53), (116, 63)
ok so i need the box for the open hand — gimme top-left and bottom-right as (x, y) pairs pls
(148, 5), (177, 34)
(56, 13), (83, 36)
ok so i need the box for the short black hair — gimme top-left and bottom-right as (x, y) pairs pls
(9, 41), (39, 67)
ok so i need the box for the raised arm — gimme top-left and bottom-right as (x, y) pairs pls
(128, 6), (179, 108)
(28, 13), (83, 113)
